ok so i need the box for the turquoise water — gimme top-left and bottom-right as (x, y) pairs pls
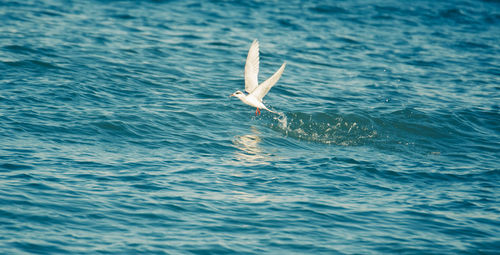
(1, 0), (499, 254)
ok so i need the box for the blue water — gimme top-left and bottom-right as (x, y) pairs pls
(1, 0), (499, 254)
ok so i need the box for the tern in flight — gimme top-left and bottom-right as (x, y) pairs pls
(230, 40), (286, 115)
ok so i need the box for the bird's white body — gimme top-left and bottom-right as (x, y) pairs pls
(232, 93), (267, 110)
(230, 40), (286, 115)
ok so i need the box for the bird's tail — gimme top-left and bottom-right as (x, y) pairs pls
(264, 107), (280, 114)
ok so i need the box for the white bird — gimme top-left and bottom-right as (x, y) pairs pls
(230, 39), (286, 115)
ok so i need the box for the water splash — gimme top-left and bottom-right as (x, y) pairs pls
(268, 111), (378, 145)
(274, 111), (288, 130)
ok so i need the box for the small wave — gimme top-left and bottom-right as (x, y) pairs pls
(3, 45), (38, 54)
(309, 4), (348, 14)
(3, 59), (62, 70)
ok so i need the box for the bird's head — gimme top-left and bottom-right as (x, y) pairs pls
(230, 90), (245, 99)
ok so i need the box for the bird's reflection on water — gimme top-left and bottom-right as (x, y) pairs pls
(232, 126), (271, 165)
(229, 126), (278, 203)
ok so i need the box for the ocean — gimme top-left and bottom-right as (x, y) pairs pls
(1, 0), (499, 254)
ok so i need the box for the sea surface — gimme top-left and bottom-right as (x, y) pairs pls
(1, 0), (499, 254)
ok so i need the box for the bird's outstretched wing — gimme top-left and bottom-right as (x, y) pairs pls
(250, 62), (286, 101)
(244, 40), (260, 94)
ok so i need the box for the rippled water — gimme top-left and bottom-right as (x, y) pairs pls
(1, 0), (499, 254)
